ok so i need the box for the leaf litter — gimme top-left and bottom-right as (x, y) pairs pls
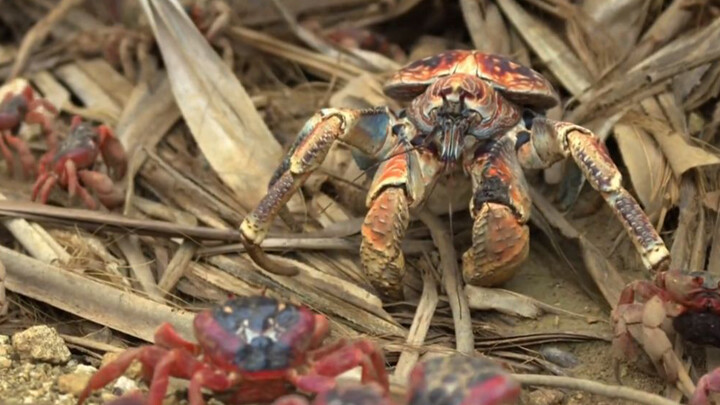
(0, 0), (720, 404)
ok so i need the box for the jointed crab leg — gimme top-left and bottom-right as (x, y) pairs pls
(360, 142), (442, 298)
(462, 135), (532, 287)
(240, 107), (395, 274)
(516, 116), (670, 272)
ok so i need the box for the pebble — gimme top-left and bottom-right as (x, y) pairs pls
(11, 325), (71, 364)
(523, 388), (565, 405)
(0, 334), (12, 369)
(540, 346), (580, 369)
(57, 371), (92, 396)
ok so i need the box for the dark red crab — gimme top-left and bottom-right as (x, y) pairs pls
(240, 49), (670, 299)
(612, 269), (720, 388)
(272, 355), (521, 405)
(0, 85), (57, 178)
(78, 296), (389, 405)
(32, 115), (127, 210)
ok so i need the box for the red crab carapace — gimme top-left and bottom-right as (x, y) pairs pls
(0, 85), (57, 178)
(78, 295), (389, 405)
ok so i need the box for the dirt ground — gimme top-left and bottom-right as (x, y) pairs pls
(0, 195), (677, 405)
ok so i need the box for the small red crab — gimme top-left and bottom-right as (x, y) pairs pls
(323, 26), (406, 63)
(273, 354), (520, 405)
(0, 85), (57, 178)
(186, 0), (234, 67)
(612, 269), (720, 387)
(32, 116), (127, 210)
(240, 50), (670, 299)
(78, 295), (389, 405)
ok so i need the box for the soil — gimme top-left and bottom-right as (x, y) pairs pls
(0, 195), (674, 405)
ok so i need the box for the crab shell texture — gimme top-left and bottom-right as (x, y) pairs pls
(193, 296), (324, 375)
(383, 50), (559, 109)
(658, 270), (720, 346)
(407, 355), (521, 405)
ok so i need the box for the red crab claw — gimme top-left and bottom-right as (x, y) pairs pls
(77, 170), (125, 209)
(690, 367), (720, 405)
(97, 125), (127, 180)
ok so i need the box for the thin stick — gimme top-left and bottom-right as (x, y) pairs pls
(1, 245), (195, 343)
(417, 209), (474, 354)
(9, 0), (86, 79)
(512, 374), (679, 405)
(393, 260), (439, 381)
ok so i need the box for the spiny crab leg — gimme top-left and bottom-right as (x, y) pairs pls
(462, 135), (532, 287)
(516, 116), (670, 273)
(239, 107), (395, 276)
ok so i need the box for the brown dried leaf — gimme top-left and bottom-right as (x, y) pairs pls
(582, 0), (650, 58)
(613, 120), (668, 216)
(140, 0), (282, 210)
(496, 0), (592, 96)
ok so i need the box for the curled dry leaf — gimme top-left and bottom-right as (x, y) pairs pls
(139, 0), (282, 210)
(496, 0), (592, 97)
(582, 0), (650, 59)
(637, 115), (720, 177)
(612, 118), (669, 217)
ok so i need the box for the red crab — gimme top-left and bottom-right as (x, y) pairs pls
(273, 354), (521, 405)
(0, 85), (57, 178)
(324, 27), (406, 63)
(240, 49), (670, 299)
(691, 367), (720, 405)
(32, 116), (127, 210)
(78, 295), (389, 405)
(612, 269), (720, 388)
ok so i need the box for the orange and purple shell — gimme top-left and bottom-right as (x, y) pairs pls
(383, 50), (559, 109)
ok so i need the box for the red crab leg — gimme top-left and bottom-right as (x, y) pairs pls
(97, 125), (128, 180)
(78, 346), (168, 405)
(77, 170), (125, 209)
(146, 348), (236, 405)
(0, 131), (16, 177)
(187, 367), (238, 405)
(462, 135), (531, 287)
(690, 367), (720, 405)
(64, 160), (98, 210)
(293, 340), (389, 395)
(240, 107), (396, 275)
(152, 322), (201, 354)
(4, 133), (37, 178)
(516, 117), (670, 273)
(31, 172), (54, 202)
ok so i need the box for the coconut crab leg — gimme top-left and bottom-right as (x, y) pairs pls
(239, 107), (397, 275)
(462, 135), (532, 287)
(516, 116), (670, 273)
(360, 140), (443, 299)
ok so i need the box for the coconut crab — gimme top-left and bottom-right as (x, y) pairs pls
(273, 354), (521, 405)
(612, 269), (720, 389)
(239, 50), (671, 299)
(0, 85), (57, 178)
(32, 116), (127, 210)
(78, 295), (389, 405)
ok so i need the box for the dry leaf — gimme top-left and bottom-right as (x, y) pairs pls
(613, 120), (667, 215)
(140, 0), (282, 210)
